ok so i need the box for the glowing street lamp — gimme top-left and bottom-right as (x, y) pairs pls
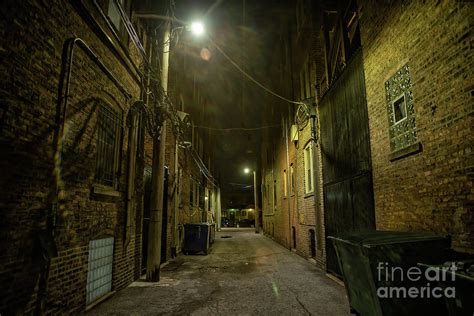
(190, 21), (205, 36)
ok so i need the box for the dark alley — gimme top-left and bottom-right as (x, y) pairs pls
(88, 228), (350, 315)
(1, 0), (473, 315)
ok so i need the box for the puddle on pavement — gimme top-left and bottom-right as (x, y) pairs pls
(129, 276), (180, 287)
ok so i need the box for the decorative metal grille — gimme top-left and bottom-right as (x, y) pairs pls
(96, 104), (121, 187)
(86, 237), (114, 305)
(385, 64), (417, 151)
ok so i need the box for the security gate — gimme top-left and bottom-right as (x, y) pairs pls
(86, 237), (114, 305)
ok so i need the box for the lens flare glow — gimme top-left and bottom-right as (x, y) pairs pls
(190, 21), (204, 36)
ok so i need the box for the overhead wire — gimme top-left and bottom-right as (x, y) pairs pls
(207, 35), (305, 106)
(193, 124), (281, 131)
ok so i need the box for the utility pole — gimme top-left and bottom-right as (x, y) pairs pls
(253, 170), (260, 233)
(147, 18), (170, 282)
(171, 137), (179, 257)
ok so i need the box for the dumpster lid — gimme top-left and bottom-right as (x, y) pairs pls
(184, 222), (211, 226)
(328, 231), (449, 247)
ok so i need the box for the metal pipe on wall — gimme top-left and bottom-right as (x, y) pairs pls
(54, 37), (133, 235)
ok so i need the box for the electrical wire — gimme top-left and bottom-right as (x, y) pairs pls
(207, 36), (305, 106)
(193, 124), (281, 131)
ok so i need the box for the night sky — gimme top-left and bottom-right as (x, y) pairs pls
(173, 0), (290, 207)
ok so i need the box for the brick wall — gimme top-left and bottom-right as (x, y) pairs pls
(359, 0), (473, 252)
(260, 0), (328, 268)
(293, 122), (326, 268)
(0, 0), (148, 313)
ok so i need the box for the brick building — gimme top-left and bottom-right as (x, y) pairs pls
(260, 0), (472, 275)
(0, 0), (219, 314)
(359, 0), (473, 253)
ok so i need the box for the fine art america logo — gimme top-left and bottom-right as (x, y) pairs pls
(376, 262), (457, 299)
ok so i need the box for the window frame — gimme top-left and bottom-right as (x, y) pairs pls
(304, 142), (314, 194)
(290, 164), (295, 196)
(95, 101), (123, 190)
(106, 0), (129, 44)
(391, 93), (408, 125)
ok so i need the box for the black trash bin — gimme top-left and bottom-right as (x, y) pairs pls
(209, 223), (216, 245)
(418, 258), (474, 316)
(329, 231), (451, 316)
(183, 223), (211, 255)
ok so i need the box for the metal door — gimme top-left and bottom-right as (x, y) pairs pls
(319, 51), (375, 276)
(86, 237), (114, 305)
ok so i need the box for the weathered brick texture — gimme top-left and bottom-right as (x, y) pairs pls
(0, 0), (147, 313)
(359, 0), (473, 252)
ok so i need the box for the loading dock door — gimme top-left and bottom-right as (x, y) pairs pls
(86, 237), (114, 305)
(319, 51), (375, 276)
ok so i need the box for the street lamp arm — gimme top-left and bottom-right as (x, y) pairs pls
(132, 13), (187, 26)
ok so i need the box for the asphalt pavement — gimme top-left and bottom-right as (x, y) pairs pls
(88, 228), (351, 315)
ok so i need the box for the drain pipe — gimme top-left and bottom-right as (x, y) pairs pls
(125, 101), (143, 247)
(39, 37), (133, 315)
(309, 104), (323, 252)
(171, 137), (179, 257)
(54, 37), (132, 234)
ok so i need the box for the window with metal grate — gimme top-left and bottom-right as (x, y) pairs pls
(95, 103), (122, 188)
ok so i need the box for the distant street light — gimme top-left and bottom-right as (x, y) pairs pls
(243, 167), (259, 233)
(190, 21), (205, 36)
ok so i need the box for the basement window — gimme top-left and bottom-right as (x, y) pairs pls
(95, 102), (122, 189)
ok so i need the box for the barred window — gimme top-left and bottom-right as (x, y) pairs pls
(96, 103), (122, 187)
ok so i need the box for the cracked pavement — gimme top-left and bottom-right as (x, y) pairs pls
(88, 228), (350, 315)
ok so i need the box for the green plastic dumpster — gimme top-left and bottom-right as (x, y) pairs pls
(329, 231), (451, 316)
